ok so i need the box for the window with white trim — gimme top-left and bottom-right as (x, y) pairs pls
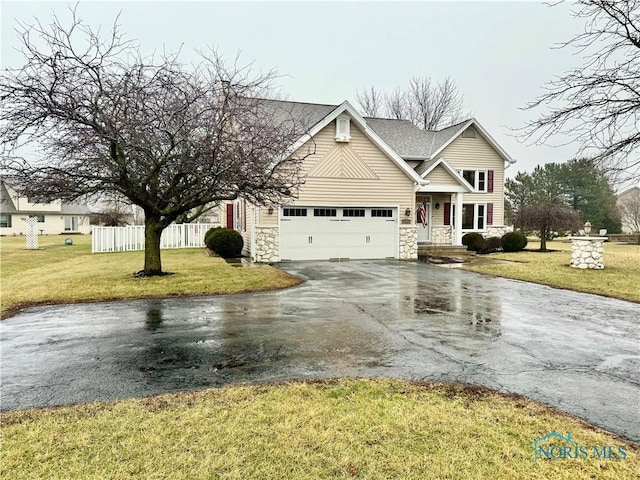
(30, 215), (45, 223)
(0, 214), (11, 228)
(461, 170), (487, 192)
(64, 216), (79, 231)
(451, 203), (486, 230)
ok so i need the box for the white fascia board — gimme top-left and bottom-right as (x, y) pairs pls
(429, 118), (516, 165)
(420, 157), (474, 192)
(287, 101), (428, 186)
(417, 184), (468, 193)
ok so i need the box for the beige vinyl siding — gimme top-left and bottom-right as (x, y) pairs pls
(286, 121), (414, 212)
(430, 194), (451, 226)
(424, 165), (460, 186)
(259, 207), (278, 226)
(438, 133), (506, 225)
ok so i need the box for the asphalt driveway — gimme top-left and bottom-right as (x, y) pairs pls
(1, 260), (639, 442)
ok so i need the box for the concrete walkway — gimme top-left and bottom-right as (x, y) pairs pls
(1, 260), (638, 442)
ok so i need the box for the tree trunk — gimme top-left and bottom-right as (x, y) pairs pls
(143, 219), (165, 276)
(540, 227), (547, 251)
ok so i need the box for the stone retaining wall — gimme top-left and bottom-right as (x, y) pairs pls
(570, 236), (606, 269)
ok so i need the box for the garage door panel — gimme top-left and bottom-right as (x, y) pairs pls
(279, 206), (397, 260)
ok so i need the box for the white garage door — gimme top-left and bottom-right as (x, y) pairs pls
(279, 206), (397, 261)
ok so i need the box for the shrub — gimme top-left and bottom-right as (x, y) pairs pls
(479, 236), (503, 254)
(462, 232), (485, 252)
(501, 231), (528, 252)
(205, 227), (243, 258)
(204, 227), (222, 248)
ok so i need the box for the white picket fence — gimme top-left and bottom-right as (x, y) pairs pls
(91, 223), (219, 253)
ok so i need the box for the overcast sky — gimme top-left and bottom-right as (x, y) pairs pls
(2, 1), (596, 180)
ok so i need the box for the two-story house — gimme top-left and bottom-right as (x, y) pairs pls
(0, 180), (92, 235)
(217, 99), (518, 261)
(220, 99), (515, 262)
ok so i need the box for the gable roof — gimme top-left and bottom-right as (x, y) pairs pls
(0, 181), (17, 213)
(428, 118), (517, 165)
(274, 99), (427, 185)
(255, 98), (515, 174)
(617, 185), (640, 198)
(417, 157), (474, 192)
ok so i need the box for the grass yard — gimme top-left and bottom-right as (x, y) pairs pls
(464, 241), (640, 303)
(1, 379), (637, 480)
(0, 235), (301, 319)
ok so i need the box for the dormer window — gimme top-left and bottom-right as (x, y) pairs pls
(335, 114), (351, 142)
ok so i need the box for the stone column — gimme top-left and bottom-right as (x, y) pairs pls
(399, 226), (418, 260)
(570, 236), (606, 269)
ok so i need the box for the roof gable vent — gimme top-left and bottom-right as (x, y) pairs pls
(335, 114), (351, 142)
(462, 126), (477, 138)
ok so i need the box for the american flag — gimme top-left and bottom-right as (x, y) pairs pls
(418, 203), (427, 227)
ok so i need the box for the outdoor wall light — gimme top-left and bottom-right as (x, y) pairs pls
(405, 208), (411, 217)
(583, 221), (592, 236)
(435, 202), (440, 209)
(268, 207), (274, 215)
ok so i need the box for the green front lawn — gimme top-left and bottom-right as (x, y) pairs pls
(0, 235), (301, 318)
(464, 241), (640, 303)
(1, 379), (637, 479)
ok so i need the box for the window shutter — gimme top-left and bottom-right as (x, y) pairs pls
(444, 202), (451, 226)
(243, 200), (247, 232)
(488, 170), (494, 193)
(487, 203), (494, 225)
(226, 203), (234, 229)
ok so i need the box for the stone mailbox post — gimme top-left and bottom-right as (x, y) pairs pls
(570, 236), (606, 269)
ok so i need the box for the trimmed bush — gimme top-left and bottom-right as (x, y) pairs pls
(204, 227), (222, 248)
(479, 236), (503, 254)
(501, 231), (528, 252)
(205, 227), (243, 258)
(462, 232), (485, 252)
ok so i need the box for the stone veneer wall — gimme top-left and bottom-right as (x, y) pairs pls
(484, 225), (513, 238)
(570, 237), (606, 269)
(431, 226), (452, 245)
(399, 226), (418, 260)
(255, 226), (279, 263)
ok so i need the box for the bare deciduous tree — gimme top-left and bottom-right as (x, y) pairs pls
(524, 0), (640, 182)
(90, 199), (134, 227)
(0, 7), (313, 276)
(355, 76), (464, 129)
(517, 204), (583, 251)
(355, 86), (383, 117)
(407, 76), (464, 130)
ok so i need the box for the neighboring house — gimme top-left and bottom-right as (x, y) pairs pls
(0, 180), (92, 235)
(221, 99), (516, 262)
(617, 185), (640, 234)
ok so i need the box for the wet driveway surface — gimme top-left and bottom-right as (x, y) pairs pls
(1, 261), (639, 442)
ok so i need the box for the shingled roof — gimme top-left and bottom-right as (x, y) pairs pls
(257, 98), (471, 161)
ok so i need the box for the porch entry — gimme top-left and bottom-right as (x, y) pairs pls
(416, 197), (431, 243)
